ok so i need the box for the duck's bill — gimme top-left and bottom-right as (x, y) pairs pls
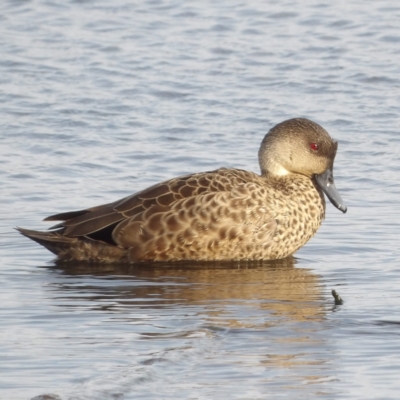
(315, 169), (347, 213)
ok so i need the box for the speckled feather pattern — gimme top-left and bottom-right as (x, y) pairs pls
(115, 169), (325, 262)
(19, 168), (325, 262)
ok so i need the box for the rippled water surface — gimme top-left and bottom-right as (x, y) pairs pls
(1, 1), (400, 399)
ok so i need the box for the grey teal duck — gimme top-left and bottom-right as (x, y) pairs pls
(18, 118), (347, 263)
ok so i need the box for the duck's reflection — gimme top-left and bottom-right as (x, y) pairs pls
(42, 258), (335, 389)
(47, 257), (325, 326)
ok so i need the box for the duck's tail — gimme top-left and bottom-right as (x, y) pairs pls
(16, 227), (77, 256)
(17, 227), (128, 263)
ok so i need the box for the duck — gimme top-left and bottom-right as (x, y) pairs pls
(18, 118), (347, 263)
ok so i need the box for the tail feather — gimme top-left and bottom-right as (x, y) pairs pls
(17, 227), (128, 263)
(16, 227), (77, 256)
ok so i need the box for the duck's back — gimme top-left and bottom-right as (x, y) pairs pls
(19, 167), (325, 262)
(118, 169), (325, 261)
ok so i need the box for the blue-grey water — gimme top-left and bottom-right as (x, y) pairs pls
(1, 1), (400, 399)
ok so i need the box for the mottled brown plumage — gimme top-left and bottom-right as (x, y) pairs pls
(18, 118), (347, 263)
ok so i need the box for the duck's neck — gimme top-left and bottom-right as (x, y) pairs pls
(260, 158), (290, 177)
(262, 170), (320, 195)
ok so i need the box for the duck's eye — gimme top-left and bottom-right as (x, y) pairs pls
(310, 143), (319, 151)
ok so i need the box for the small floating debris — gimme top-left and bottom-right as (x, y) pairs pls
(30, 394), (62, 400)
(331, 289), (344, 305)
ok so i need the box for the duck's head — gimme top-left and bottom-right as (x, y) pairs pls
(259, 118), (347, 213)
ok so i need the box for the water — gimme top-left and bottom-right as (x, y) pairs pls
(1, 0), (400, 398)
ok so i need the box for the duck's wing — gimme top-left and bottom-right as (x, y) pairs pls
(43, 168), (252, 244)
(110, 169), (276, 261)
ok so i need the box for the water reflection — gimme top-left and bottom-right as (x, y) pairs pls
(46, 257), (326, 327)
(37, 258), (335, 398)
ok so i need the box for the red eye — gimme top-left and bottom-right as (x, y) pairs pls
(310, 143), (319, 151)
